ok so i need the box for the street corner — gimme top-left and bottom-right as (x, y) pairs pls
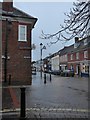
(2, 86), (20, 111)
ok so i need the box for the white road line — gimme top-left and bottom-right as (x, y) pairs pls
(0, 85), (31, 89)
(0, 108), (89, 113)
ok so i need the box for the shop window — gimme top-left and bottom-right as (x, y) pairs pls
(85, 66), (89, 73)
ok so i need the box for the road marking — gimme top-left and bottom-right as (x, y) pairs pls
(0, 85), (31, 89)
(0, 111), (19, 116)
(0, 107), (89, 113)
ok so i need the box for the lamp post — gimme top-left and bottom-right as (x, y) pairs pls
(40, 43), (46, 79)
(4, 18), (12, 83)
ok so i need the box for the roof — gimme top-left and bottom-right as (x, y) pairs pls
(1, 3), (37, 28)
(13, 7), (37, 28)
(58, 36), (90, 56)
(13, 7), (37, 20)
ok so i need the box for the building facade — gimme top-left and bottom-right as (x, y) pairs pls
(68, 37), (90, 77)
(43, 37), (90, 77)
(59, 46), (69, 71)
(1, 0), (37, 84)
(51, 55), (59, 71)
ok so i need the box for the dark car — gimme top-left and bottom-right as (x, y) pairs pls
(51, 70), (61, 75)
(61, 69), (74, 77)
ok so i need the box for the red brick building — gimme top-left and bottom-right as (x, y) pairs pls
(1, 0), (37, 85)
(43, 37), (90, 77)
(68, 37), (90, 77)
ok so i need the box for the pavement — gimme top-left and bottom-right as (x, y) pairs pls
(0, 72), (89, 119)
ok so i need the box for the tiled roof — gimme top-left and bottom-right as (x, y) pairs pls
(13, 7), (37, 20)
(58, 36), (90, 55)
(1, 4), (37, 28)
(58, 45), (74, 55)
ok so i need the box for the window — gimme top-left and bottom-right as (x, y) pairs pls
(76, 52), (79, 60)
(65, 54), (67, 61)
(60, 56), (63, 62)
(84, 39), (87, 45)
(84, 51), (88, 58)
(74, 43), (78, 48)
(71, 65), (73, 70)
(18, 25), (27, 41)
(74, 43), (80, 48)
(85, 65), (89, 73)
(71, 54), (73, 60)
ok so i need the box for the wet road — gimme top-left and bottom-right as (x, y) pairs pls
(26, 72), (88, 110)
(1, 72), (89, 118)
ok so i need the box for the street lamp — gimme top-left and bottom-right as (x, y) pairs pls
(4, 18), (12, 83)
(40, 43), (46, 78)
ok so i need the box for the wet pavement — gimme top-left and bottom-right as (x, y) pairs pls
(1, 72), (89, 119)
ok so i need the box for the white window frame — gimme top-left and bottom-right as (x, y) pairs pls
(84, 39), (87, 45)
(74, 43), (77, 48)
(71, 54), (73, 60)
(84, 51), (88, 58)
(65, 54), (67, 61)
(76, 52), (79, 60)
(18, 25), (27, 42)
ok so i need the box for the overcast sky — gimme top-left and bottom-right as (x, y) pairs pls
(13, 1), (75, 61)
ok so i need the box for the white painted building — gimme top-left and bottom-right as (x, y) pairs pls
(51, 55), (59, 71)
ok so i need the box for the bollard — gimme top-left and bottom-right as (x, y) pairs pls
(8, 74), (11, 85)
(20, 87), (26, 120)
(44, 73), (46, 84)
(40, 71), (42, 79)
(50, 73), (51, 82)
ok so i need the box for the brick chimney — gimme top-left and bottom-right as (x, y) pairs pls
(2, 0), (13, 12)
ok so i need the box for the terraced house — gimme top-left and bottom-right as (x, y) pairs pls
(43, 37), (90, 77)
(1, 0), (37, 85)
(68, 37), (90, 77)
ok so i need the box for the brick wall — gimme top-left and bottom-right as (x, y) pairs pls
(67, 47), (90, 74)
(2, 0), (13, 12)
(2, 20), (32, 85)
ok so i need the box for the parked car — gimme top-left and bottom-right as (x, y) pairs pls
(61, 69), (74, 77)
(51, 70), (62, 75)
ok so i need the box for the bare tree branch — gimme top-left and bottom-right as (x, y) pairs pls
(40, 1), (90, 45)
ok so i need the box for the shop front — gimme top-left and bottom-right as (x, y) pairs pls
(80, 60), (89, 77)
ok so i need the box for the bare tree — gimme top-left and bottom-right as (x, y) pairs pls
(40, 1), (90, 45)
